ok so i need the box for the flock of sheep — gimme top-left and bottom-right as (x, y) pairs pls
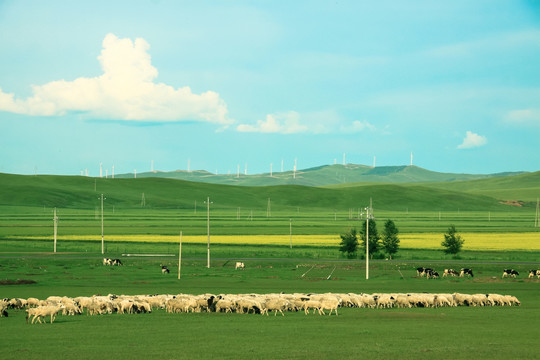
(1, 291), (521, 324)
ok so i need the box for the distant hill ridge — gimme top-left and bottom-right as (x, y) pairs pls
(115, 164), (527, 187)
(0, 169), (538, 211)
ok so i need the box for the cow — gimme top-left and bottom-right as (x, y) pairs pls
(425, 269), (439, 279)
(443, 269), (459, 277)
(235, 262), (245, 270)
(103, 258), (112, 266)
(161, 266), (170, 274)
(460, 268), (474, 277)
(112, 259), (123, 266)
(416, 267), (426, 277)
(503, 269), (519, 278)
(528, 269), (540, 279)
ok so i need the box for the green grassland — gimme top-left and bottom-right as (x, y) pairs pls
(0, 172), (538, 241)
(1, 172), (539, 359)
(1, 246), (539, 360)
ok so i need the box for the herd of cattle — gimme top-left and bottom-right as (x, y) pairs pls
(105, 259), (539, 280)
(0, 291), (522, 324)
(416, 267), (540, 279)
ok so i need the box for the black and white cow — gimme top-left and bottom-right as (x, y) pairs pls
(161, 265), (170, 274)
(425, 269), (439, 279)
(460, 268), (474, 277)
(528, 269), (540, 278)
(112, 259), (123, 266)
(417, 267), (434, 277)
(443, 268), (459, 277)
(503, 269), (519, 278)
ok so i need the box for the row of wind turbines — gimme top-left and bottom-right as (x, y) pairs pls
(80, 152), (416, 179)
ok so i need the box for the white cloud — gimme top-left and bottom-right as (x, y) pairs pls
(0, 33), (232, 124)
(236, 110), (375, 134)
(237, 111), (307, 134)
(505, 109), (540, 126)
(341, 120), (376, 133)
(457, 131), (487, 149)
(425, 30), (540, 59)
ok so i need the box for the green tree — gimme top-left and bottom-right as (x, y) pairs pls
(441, 224), (465, 256)
(382, 219), (400, 260)
(360, 219), (380, 258)
(339, 228), (359, 258)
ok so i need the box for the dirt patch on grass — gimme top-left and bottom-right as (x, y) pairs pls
(499, 200), (524, 207)
(0, 279), (37, 285)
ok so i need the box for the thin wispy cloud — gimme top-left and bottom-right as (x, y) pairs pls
(505, 109), (540, 126)
(0, 34), (232, 124)
(237, 112), (307, 134)
(457, 131), (487, 149)
(236, 110), (375, 134)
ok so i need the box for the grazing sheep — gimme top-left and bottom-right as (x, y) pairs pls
(0, 301), (8, 317)
(376, 294), (395, 309)
(7, 298), (25, 309)
(261, 298), (289, 316)
(302, 300), (324, 315)
(503, 295), (520, 306)
(26, 305), (63, 324)
(25, 297), (40, 307)
(215, 299), (235, 313)
(433, 295), (452, 308)
(236, 298), (261, 314)
(319, 297), (342, 315)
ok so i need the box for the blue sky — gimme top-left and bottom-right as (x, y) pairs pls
(1, 0), (539, 176)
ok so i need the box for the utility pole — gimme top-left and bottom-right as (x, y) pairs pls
(534, 198), (540, 227)
(53, 208), (58, 253)
(267, 198), (271, 218)
(101, 193), (105, 254)
(365, 198), (373, 280)
(289, 218), (292, 249)
(205, 197), (212, 268)
(178, 231), (182, 280)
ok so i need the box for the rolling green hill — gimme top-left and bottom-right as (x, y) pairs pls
(417, 171), (540, 203)
(115, 164), (525, 187)
(0, 172), (527, 212)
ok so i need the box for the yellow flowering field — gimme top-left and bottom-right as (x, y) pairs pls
(14, 232), (540, 251)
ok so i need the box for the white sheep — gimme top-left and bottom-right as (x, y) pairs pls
(26, 305), (63, 324)
(318, 297), (342, 315)
(261, 297), (289, 316)
(215, 299), (235, 313)
(0, 301), (8, 317)
(302, 300), (324, 315)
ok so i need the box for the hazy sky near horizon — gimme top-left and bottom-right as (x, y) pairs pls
(1, 0), (539, 176)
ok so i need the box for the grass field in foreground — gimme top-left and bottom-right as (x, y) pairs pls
(7, 232), (540, 251)
(0, 251), (539, 360)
